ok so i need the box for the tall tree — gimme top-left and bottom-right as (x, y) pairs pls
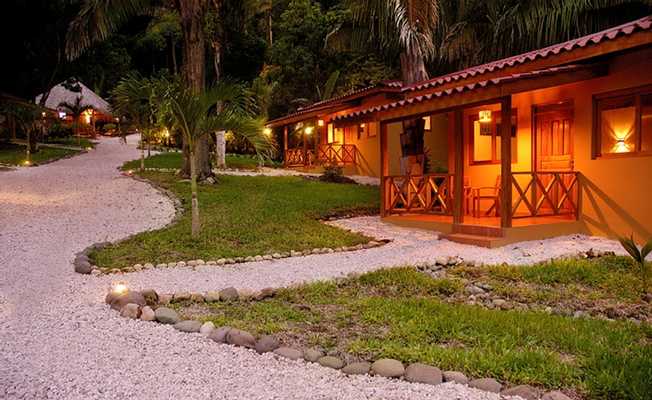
(335, 0), (440, 84)
(66, 0), (216, 179)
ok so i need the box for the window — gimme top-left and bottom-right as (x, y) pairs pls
(469, 109), (517, 164)
(594, 85), (652, 157)
(327, 124), (344, 144)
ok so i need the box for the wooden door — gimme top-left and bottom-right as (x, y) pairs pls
(534, 104), (574, 213)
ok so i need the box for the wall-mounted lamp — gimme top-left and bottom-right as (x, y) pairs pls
(304, 126), (314, 135)
(317, 119), (324, 127)
(263, 127), (272, 136)
(479, 110), (492, 123)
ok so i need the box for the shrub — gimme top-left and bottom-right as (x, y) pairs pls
(48, 122), (74, 139)
(319, 164), (356, 184)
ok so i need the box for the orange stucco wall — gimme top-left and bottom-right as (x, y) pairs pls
(395, 48), (652, 241)
(314, 47), (651, 241)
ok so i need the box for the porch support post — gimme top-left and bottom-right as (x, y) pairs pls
(283, 126), (288, 166)
(452, 110), (464, 224)
(303, 128), (308, 166)
(380, 122), (388, 217)
(500, 96), (513, 228)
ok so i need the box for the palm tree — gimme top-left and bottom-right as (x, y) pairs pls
(58, 97), (94, 142)
(163, 81), (274, 237)
(433, 0), (652, 70)
(111, 73), (160, 171)
(333, 0), (440, 84)
(67, 0), (216, 178)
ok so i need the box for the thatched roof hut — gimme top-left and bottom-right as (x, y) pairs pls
(35, 80), (112, 116)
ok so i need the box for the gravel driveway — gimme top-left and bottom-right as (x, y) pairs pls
(0, 137), (510, 400)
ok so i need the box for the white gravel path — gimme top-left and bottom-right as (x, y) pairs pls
(0, 136), (507, 400)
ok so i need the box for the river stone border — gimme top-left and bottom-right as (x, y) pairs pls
(75, 239), (390, 275)
(106, 287), (571, 400)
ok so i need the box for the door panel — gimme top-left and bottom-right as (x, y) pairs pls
(534, 105), (574, 213)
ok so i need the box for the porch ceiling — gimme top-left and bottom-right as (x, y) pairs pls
(333, 63), (607, 125)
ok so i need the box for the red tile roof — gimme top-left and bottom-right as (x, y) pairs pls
(265, 81), (403, 127)
(402, 15), (652, 93)
(333, 65), (586, 121)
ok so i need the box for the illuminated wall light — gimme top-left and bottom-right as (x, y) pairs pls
(263, 127), (272, 136)
(478, 110), (492, 123)
(59, 111), (67, 119)
(41, 112), (46, 118)
(304, 126), (314, 135)
(613, 138), (631, 153)
(317, 119), (325, 127)
(360, 123), (366, 128)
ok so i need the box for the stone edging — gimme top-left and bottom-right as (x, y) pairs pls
(73, 170), (387, 276)
(75, 239), (390, 275)
(106, 287), (571, 400)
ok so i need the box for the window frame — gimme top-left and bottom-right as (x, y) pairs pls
(592, 84), (652, 159)
(468, 108), (518, 165)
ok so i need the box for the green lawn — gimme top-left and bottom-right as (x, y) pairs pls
(121, 151), (278, 171)
(90, 171), (379, 269)
(0, 142), (79, 166)
(177, 263), (652, 400)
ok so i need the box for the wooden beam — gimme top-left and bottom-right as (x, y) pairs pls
(452, 110), (464, 224)
(500, 96), (513, 228)
(380, 122), (388, 217)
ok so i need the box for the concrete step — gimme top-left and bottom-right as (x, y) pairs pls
(441, 233), (504, 248)
(453, 224), (503, 237)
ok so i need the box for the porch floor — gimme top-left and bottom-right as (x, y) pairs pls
(383, 213), (584, 248)
(387, 213), (576, 227)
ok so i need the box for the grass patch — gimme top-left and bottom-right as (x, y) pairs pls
(178, 267), (652, 400)
(90, 172), (379, 268)
(451, 256), (646, 304)
(0, 142), (78, 165)
(46, 136), (95, 148)
(121, 151), (278, 171)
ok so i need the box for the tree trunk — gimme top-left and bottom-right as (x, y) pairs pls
(214, 130), (226, 168)
(140, 131), (145, 171)
(170, 37), (178, 75)
(190, 148), (200, 238)
(400, 50), (429, 85)
(400, 50), (429, 171)
(25, 129), (31, 164)
(178, 0), (212, 179)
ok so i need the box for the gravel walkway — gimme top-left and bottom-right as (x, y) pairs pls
(0, 137), (506, 400)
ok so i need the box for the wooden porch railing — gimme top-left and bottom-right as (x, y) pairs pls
(284, 148), (314, 166)
(316, 144), (357, 165)
(383, 173), (454, 215)
(511, 171), (580, 219)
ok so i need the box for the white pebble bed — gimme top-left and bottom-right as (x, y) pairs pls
(0, 136), (508, 400)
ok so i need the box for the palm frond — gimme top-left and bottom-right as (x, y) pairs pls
(641, 238), (652, 260)
(66, 0), (152, 60)
(322, 70), (341, 101)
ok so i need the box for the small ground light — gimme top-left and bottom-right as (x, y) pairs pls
(110, 282), (128, 295)
(23, 160), (31, 166)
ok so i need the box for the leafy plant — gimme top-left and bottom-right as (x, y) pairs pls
(319, 163), (355, 184)
(618, 234), (652, 294)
